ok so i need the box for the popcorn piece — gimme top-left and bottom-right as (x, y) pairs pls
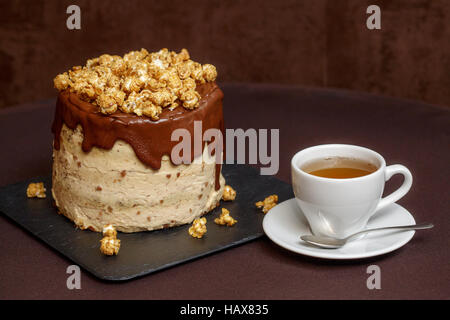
(121, 76), (142, 94)
(93, 65), (112, 79)
(53, 73), (71, 91)
(74, 82), (97, 101)
(177, 61), (193, 79)
(98, 54), (115, 66)
(102, 224), (117, 238)
(188, 217), (207, 239)
(53, 48), (218, 118)
(123, 48), (149, 62)
(86, 57), (99, 68)
(180, 89), (201, 109)
(191, 62), (205, 83)
(214, 208), (237, 226)
(146, 78), (166, 91)
(100, 224), (120, 256)
(100, 236), (120, 256)
(141, 101), (162, 120)
(26, 182), (46, 199)
(202, 64), (217, 82)
(120, 100), (136, 114)
(183, 78), (196, 91)
(222, 185), (236, 201)
(177, 48), (190, 62)
(166, 71), (183, 93)
(96, 92), (118, 114)
(255, 194), (279, 213)
(149, 89), (173, 107)
(108, 87), (126, 106)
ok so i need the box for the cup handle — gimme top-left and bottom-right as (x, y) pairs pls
(376, 164), (413, 212)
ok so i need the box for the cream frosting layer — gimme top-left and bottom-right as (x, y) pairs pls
(52, 124), (225, 232)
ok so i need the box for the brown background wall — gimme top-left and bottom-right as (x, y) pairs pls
(0, 0), (449, 109)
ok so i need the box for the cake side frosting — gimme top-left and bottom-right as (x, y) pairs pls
(52, 124), (225, 232)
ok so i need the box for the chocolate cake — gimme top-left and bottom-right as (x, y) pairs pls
(51, 48), (225, 232)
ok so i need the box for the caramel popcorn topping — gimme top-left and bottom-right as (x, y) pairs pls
(255, 194), (279, 213)
(100, 224), (120, 256)
(53, 48), (218, 120)
(214, 208), (237, 226)
(26, 182), (46, 198)
(100, 236), (121, 256)
(222, 185), (236, 201)
(102, 224), (117, 238)
(188, 217), (207, 239)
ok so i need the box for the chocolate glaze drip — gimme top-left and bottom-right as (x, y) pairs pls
(52, 82), (224, 190)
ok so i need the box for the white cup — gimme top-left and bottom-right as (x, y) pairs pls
(291, 144), (412, 238)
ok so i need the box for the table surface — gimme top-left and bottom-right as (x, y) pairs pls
(0, 83), (449, 299)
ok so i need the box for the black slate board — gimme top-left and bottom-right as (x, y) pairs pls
(0, 164), (293, 281)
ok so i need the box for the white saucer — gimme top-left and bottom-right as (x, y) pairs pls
(263, 198), (416, 260)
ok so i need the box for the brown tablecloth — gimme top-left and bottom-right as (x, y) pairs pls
(0, 84), (449, 299)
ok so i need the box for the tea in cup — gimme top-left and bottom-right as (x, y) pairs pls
(291, 144), (412, 238)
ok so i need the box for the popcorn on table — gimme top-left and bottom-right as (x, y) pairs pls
(26, 182), (46, 198)
(222, 185), (236, 201)
(53, 48), (218, 120)
(100, 236), (121, 256)
(189, 217), (207, 239)
(255, 194), (278, 213)
(100, 224), (120, 256)
(102, 224), (117, 238)
(214, 208), (237, 226)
